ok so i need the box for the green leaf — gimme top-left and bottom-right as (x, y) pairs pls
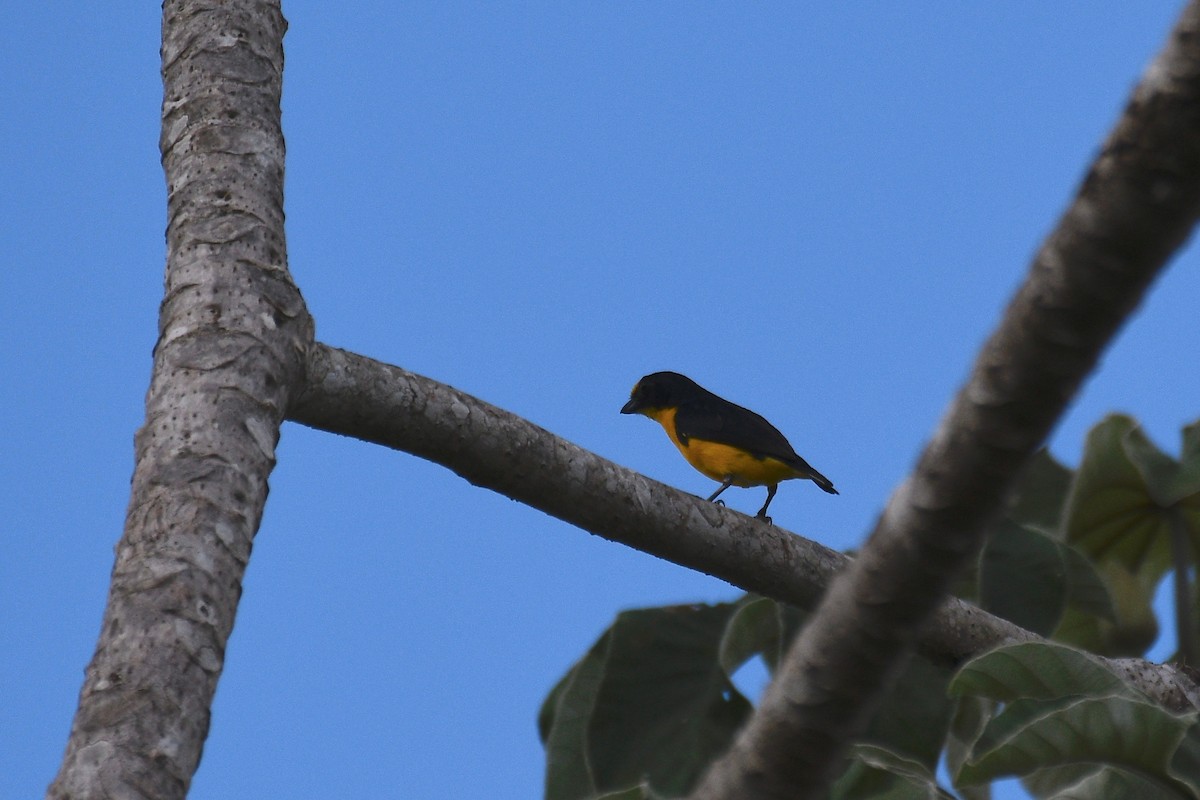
(1055, 601), (1158, 659)
(593, 784), (667, 800)
(540, 673), (568, 744)
(717, 595), (780, 677)
(1050, 562), (1158, 656)
(586, 604), (752, 797)
(980, 521), (1068, 635)
(969, 697), (1090, 765)
(1182, 421), (1200, 462)
(949, 641), (1134, 703)
(1064, 416), (1166, 572)
(1007, 448), (1074, 534)
(832, 744), (954, 800)
(1060, 544), (1116, 623)
(542, 634), (610, 800)
(1042, 766), (1187, 800)
(863, 655), (956, 770)
(1167, 719), (1200, 790)
(1018, 757), (1109, 797)
(541, 603), (754, 799)
(944, 696), (994, 800)
(1063, 415), (1200, 590)
(956, 695), (1199, 795)
(1124, 424), (1200, 507)
(976, 524), (1113, 640)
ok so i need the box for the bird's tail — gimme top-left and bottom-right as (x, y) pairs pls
(807, 469), (838, 495)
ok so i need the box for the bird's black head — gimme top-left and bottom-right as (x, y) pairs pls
(620, 371), (702, 415)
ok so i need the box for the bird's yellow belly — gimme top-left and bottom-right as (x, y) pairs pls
(649, 407), (794, 487)
(677, 439), (794, 486)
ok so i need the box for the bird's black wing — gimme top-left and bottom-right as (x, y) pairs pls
(675, 393), (838, 494)
(673, 396), (801, 464)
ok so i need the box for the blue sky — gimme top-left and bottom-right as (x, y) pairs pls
(3, 3), (1198, 798)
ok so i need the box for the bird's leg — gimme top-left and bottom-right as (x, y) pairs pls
(707, 477), (735, 507)
(755, 484), (778, 524)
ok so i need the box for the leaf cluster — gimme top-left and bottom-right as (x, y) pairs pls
(541, 415), (1200, 798)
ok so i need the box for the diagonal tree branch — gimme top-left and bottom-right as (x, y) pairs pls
(688, 3), (1200, 798)
(289, 343), (1200, 713)
(291, 344), (846, 611)
(48, 2), (309, 798)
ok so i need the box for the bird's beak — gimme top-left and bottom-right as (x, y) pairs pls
(620, 399), (639, 414)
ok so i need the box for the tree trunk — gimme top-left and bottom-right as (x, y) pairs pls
(48, 2), (309, 797)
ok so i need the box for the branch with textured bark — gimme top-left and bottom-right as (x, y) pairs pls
(48, 2), (309, 798)
(289, 342), (1200, 713)
(687, 3), (1200, 798)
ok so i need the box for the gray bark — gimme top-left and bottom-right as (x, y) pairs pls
(48, 2), (308, 798)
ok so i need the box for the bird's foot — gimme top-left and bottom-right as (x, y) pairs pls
(713, 499), (726, 508)
(755, 513), (773, 525)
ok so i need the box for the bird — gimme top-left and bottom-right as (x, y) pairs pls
(620, 371), (837, 521)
